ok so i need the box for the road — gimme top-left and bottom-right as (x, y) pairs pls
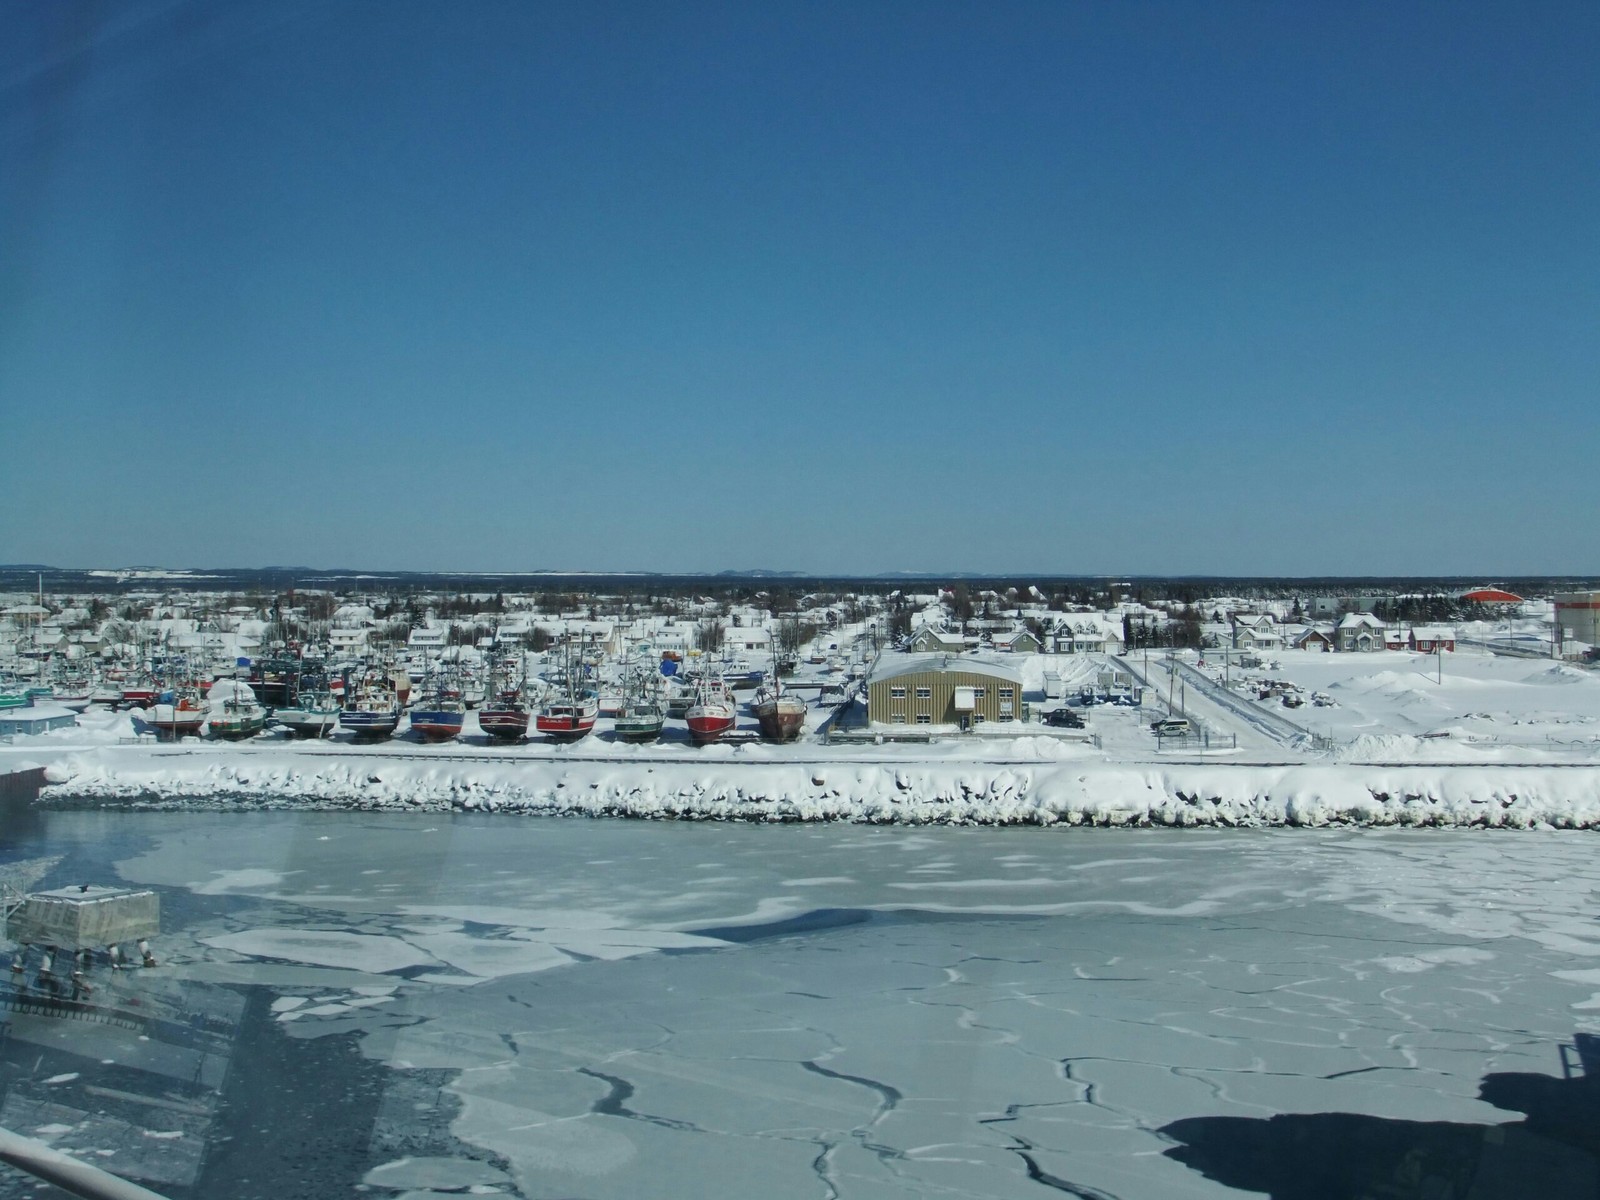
(1111, 653), (1251, 750)
(1115, 653), (1317, 750)
(1457, 636), (1564, 661)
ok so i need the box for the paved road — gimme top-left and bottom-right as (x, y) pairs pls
(1169, 659), (1317, 747)
(1110, 653), (1246, 750)
(1115, 654), (1317, 749)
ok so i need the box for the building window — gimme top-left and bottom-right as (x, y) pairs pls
(915, 714), (931, 724)
(973, 712), (986, 723)
(890, 686), (906, 699)
(999, 687), (1014, 699)
(973, 687), (986, 699)
(915, 686), (931, 699)
(891, 714), (907, 724)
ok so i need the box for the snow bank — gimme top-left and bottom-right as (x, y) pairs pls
(35, 753), (1600, 829)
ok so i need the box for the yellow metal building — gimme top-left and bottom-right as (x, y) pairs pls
(865, 654), (1024, 729)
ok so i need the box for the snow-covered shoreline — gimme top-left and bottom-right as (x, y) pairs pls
(32, 753), (1600, 828)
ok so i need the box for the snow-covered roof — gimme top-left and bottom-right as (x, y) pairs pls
(1337, 613), (1386, 629)
(867, 654), (1023, 687)
(993, 628), (1040, 644)
(1055, 616), (1123, 640)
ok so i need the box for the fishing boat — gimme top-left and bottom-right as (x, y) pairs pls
(685, 665), (737, 745)
(751, 673), (807, 742)
(247, 656), (298, 709)
(90, 678), (124, 706)
(478, 688), (531, 740)
(611, 652), (664, 743)
(537, 692), (598, 741)
(409, 699), (465, 742)
(268, 655), (339, 738)
(536, 647), (598, 742)
(139, 684), (208, 739)
(663, 685), (694, 718)
(121, 677), (159, 708)
(338, 667), (402, 740)
(49, 684), (93, 713)
(46, 671), (93, 712)
(723, 658), (762, 690)
(206, 679), (268, 741)
(477, 650), (531, 742)
(408, 662), (465, 743)
(274, 691), (340, 738)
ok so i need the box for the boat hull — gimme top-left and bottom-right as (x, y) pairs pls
(536, 713), (595, 742)
(410, 710), (465, 743)
(754, 699), (807, 742)
(612, 715), (664, 743)
(478, 708), (530, 741)
(685, 705), (736, 744)
(138, 709), (206, 739)
(275, 709), (340, 738)
(339, 710), (401, 740)
(208, 713), (267, 741)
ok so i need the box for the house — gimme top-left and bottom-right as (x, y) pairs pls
(724, 626), (772, 653)
(494, 621), (532, 646)
(990, 628), (1042, 654)
(328, 627), (369, 653)
(1409, 626), (1456, 653)
(1293, 627), (1335, 653)
(866, 654), (1024, 728)
(1231, 614), (1284, 651)
(1335, 612), (1387, 652)
(1050, 617), (1123, 654)
(0, 702), (76, 737)
(408, 625), (450, 650)
(908, 627), (966, 654)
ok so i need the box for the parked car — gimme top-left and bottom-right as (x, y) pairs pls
(1045, 708), (1085, 728)
(1150, 717), (1191, 736)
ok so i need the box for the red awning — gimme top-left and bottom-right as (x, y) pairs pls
(1461, 588), (1523, 604)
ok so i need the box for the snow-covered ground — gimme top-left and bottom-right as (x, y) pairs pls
(4, 646), (1599, 827)
(14, 812), (1597, 1198)
(1192, 647), (1600, 760)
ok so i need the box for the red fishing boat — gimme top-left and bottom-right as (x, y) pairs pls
(536, 647), (598, 742)
(685, 666), (736, 745)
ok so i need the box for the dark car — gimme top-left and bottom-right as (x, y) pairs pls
(1045, 708), (1085, 728)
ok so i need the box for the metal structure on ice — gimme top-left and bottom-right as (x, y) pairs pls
(4, 885), (160, 990)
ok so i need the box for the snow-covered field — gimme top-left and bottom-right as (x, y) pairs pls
(1193, 648), (1600, 759)
(4, 646), (1599, 828)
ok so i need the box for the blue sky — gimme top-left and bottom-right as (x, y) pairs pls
(2, 0), (1596, 575)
